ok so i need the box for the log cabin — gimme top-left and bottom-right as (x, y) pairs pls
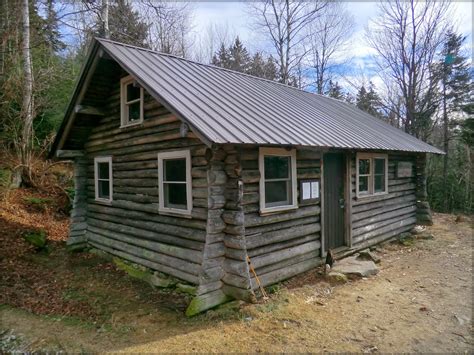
(50, 38), (443, 315)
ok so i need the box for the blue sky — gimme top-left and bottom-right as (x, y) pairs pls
(190, 1), (473, 92)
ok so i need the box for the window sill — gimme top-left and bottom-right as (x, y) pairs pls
(259, 205), (298, 216)
(94, 198), (113, 205)
(159, 209), (192, 219)
(354, 192), (388, 203)
(120, 122), (143, 129)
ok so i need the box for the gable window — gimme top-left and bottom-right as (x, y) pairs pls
(158, 150), (192, 216)
(259, 147), (297, 214)
(120, 75), (144, 127)
(356, 153), (388, 197)
(94, 156), (113, 202)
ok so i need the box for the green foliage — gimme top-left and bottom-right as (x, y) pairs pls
(427, 145), (473, 213)
(23, 229), (48, 250)
(325, 80), (344, 100)
(356, 82), (383, 118)
(212, 37), (278, 81)
(0, 0), (81, 152)
(23, 196), (53, 212)
(0, 169), (12, 188)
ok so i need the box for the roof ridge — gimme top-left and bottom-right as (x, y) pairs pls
(95, 37), (347, 105)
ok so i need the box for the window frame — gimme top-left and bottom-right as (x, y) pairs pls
(259, 147), (298, 214)
(94, 156), (113, 203)
(157, 150), (192, 216)
(120, 75), (144, 128)
(356, 153), (388, 198)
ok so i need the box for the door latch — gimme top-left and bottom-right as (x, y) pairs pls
(339, 198), (345, 208)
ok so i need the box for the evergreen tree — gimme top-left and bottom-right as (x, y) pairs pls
(263, 55), (278, 81)
(356, 82), (382, 118)
(434, 31), (472, 211)
(228, 37), (250, 72)
(325, 80), (344, 100)
(211, 43), (230, 68)
(107, 0), (149, 47)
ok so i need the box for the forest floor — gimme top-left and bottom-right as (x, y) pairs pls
(0, 189), (472, 353)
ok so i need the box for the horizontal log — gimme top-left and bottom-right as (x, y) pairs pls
(352, 222), (415, 249)
(246, 223), (321, 249)
(352, 204), (416, 226)
(253, 257), (320, 288)
(185, 290), (232, 316)
(245, 205), (320, 228)
(87, 218), (203, 250)
(255, 250), (320, 277)
(352, 193), (416, 213)
(87, 210), (206, 242)
(87, 240), (198, 284)
(87, 233), (201, 277)
(245, 215), (319, 236)
(353, 215), (417, 241)
(251, 241), (320, 269)
(88, 201), (206, 229)
(248, 233), (320, 257)
(222, 285), (256, 303)
(87, 224), (202, 263)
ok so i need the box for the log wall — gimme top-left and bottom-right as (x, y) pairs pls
(350, 152), (418, 249)
(80, 82), (208, 285)
(67, 156), (88, 250)
(239, 147), (323, 289)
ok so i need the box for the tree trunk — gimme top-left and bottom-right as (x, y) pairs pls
(20, 0), (34, 184)
(102, 0), (109, 39)
(442, 82), (449, 212)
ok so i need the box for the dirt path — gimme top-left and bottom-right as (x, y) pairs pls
(1, 213), (472, 353)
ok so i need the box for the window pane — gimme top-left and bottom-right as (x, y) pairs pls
(374, 158), (385, 175)
(359, 176), (369, 193)
(359, 159), (370, 175)
(374, 175), (385, 193)
(164, 158), (186, 182)
(98, 162), (109, 179)
(127, 83), (140, 101)
(265, 180), (291, 206)
(264, 156), (290, 179)
(164, 183), (187, 208)
(128, 101), (141, 122)
(98, 180), (110, 199)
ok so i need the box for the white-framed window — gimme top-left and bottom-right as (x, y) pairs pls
(120, 75), (144, 127)
(356, 153), (388, 198)
(259, 147), (298, 214)
(158, 150), (192, 216)
(94, 156), (113, 202)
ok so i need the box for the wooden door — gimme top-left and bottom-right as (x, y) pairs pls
(323, 153), (346, 250)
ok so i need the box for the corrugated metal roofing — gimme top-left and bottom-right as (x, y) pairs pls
(95, 39), (442, 154)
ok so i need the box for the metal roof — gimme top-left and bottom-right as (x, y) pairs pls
(55, 38), (444, 154)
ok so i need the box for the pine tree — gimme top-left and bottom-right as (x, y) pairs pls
(228, 37), (250, 72)
(107, 0), (149, 47)
(325, 80), (344, 100)
(211, 43), (230, 68)
(435, 31), (472, 211)
(356, 82), (382, 118)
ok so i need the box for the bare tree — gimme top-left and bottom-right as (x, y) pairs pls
(248, 0), (327, 85)
(20, 0), (34, 182)
(139, 0), (193, 57)
(192, 22), (235, 63)
(101, 0), (109, 39)
(366, 0), (451, 138)
(307, 3), (354, 94)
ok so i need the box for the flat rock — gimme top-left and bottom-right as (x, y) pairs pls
(331, 256), (379, 278)
(326, 272), (348, 283)
(357, 249), (381, 264)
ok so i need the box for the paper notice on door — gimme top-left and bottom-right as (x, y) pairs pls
(302, 182), (311, 200)
(311, 181), (319, 199)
